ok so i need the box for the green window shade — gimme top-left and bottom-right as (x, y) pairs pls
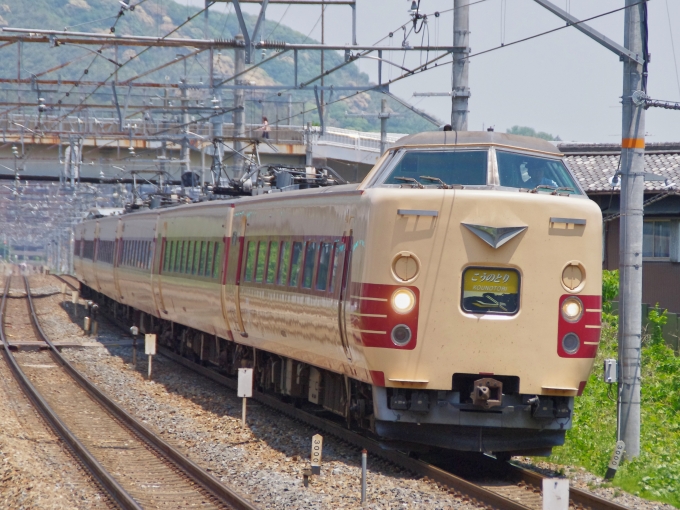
(168, 241), (176, 273)
(302, 242), (317, 289)
(187, 241), (195, 275)
(198, 241), (207, 276)
(163, 240), (170, 272)
(316, 243), (332, 291)
(255, 241), (267, 283)
(206, 241), (214, 278)
(277, 242), (291, 285)
(213, 242), (222, 279)
(192, 241), (200, 275)
(266, 242), (279, 284)
(244, 241), (256, 282)
(289, 242), (303, 287)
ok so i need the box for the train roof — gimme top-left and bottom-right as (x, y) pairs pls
(392, 131), (562, 156)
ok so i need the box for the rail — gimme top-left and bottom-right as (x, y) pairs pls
(1, 275), (258, 510)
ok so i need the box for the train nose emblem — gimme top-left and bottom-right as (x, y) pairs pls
(470, 377), (503, 408)
(462, 223), (527, 249)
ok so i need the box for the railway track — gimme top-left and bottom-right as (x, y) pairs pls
(0, 276), (258, 510)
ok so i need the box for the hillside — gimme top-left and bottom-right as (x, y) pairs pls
(0, 0), (434, 133)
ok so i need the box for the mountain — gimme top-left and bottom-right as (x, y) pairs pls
(0, 0), (435, 133)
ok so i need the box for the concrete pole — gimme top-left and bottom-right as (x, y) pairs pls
(180, 80), (191, 181)
(233, 33), (246, 178)
(305, 122), (313, 167)
(451, 0), (470, 130)
(618, 0), (646, 461)
(379, 99), (388, 155)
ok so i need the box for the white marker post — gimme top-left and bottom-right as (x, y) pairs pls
(145, 333), (156, 380)
(310, 434), (323, 476)
(542, 478), (569, 510)
(237, 368), (253, 427)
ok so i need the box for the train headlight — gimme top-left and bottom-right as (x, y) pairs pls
(391, 288), (416, 314)
(561, 296), (583, 323)
(562, 333), (580, 354)
(391, 324), (412, 346)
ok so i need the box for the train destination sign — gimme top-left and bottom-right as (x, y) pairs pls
(461, 267), (520, 315)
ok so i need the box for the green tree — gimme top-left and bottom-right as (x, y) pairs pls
(506, 125), (560, 141)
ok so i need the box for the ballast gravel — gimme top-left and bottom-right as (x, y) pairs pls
(62, 342), (481, 509)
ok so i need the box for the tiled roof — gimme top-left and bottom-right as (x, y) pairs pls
(558, 143), (680, 193)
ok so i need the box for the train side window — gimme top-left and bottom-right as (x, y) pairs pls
(212, 242), (222, 279)
(180, 240), (189, 273)
(167, 241), (176, 273)
(255, 241), (267, 283)
(289, 242), (303, 287)
(302, 242), (318, 289)
(185, 240), (193, 274)
(175, 241), (183, 273)
(205, 241), (214, 278)
(198, 241), (206, 276)
(330, 242), (346, 294)
(141, 241), (147, 269)
(266, 241), (279, 284)
(189, 241), (201, 275)
(244, 241), (256, 282)
(277, 241), (291, 285)
(316, 242), (332, 291)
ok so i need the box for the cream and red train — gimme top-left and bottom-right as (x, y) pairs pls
(74, 131), (602, 457)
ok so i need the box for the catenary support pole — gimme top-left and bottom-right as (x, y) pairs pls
(618, 0), (646, 461)
(451, 0), (470, 130)
(233, 33), (246, 178)
(379, 98), (389, 155)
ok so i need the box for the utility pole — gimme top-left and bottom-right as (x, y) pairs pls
(320, 4), (325, 127)
(379, 98), (389, 155)
(233, 33), (246, 178)
(618, 0), (646, 461)
(451, 0), (470, 130)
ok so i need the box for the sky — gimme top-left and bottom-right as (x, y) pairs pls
(188, 0), (680, 143)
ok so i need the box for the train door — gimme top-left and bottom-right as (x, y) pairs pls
(112, 219), (123, 301)
(93, 221), (102, 293)
(337, 231), (353, 361)
(224, 215), (248, 338)
(219, 208), (235, 336)
(151, 217), (167, 317)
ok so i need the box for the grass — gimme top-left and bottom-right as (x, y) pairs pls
(546, 313), (680, 507)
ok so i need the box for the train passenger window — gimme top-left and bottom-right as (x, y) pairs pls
(289, 242), (303, 287)
(383, 150), (488, 187)
(186, 240), (194, 274)
(167, 241), (176, 273)
(496, 151), (581, 193)
(329, 242), (345, 294)
(205, 241), (214, 278)
(212, 242), (222, 279)
(175, 241), (184, 273)
(316, 243), (332, 291)
(266, 242), (279, 284)
(244, 241), (256, 282)
(193, 241), (201, 275)
(302, 242), (318, 289)
(198, 241), (206, 276)
(255, 242), (267, 283)
(278, 242), (291, 285)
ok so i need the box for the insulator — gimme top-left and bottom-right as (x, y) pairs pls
(262, 40), (286, 51)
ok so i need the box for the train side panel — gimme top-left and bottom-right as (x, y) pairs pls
(94, 216), (121, 302)
(117, 211), (158, 317)
(223, 187), (372, 380)
(155, 202), (232, 338)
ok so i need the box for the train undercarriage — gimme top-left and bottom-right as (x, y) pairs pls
(81, 284), (568, 458)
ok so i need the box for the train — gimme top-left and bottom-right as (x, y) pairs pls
(74, 130), (602, 458)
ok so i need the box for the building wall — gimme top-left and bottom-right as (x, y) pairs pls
(604, 218), (680, 313)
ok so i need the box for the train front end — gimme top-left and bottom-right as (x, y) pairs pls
(355, 132), (602, 456)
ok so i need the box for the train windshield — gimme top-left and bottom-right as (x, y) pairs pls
(383, 150), (488, 187)
(497, 151), (581, 194)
